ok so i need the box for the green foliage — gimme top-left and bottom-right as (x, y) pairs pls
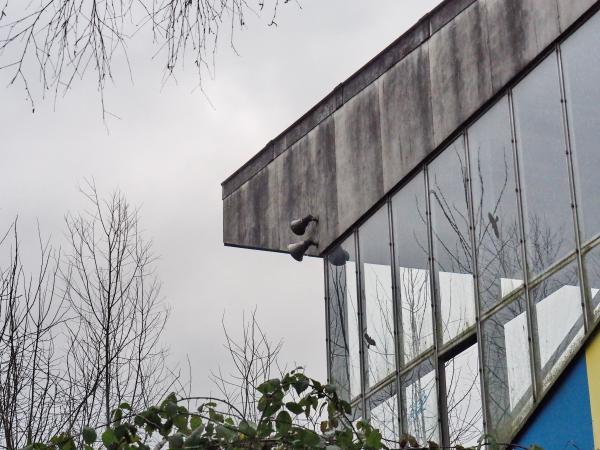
(23, 370), (543, 450)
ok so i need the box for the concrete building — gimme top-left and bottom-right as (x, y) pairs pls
(222, 1), (600, 447)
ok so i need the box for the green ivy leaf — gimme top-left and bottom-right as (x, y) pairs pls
(190, 415), (202, 431)
(275, 410), (292, 435)
(173, 414), (188, 432)
(285, 402), (303, 415)
(340, 400), (352, 415)
(238, 420), (256, 438)
(60, 438), (75, 450)
(82, 427), (97, 445)
(292, 376), (310, 395)
(101, 429), (118, 447)
(112, 407), (123, 422)
(257, 379), (280, 394)
(298, 429), (321, 448)
(365, 427), (382, 449)
(257, 419), (273, 438)
(216, 424), (237, 441)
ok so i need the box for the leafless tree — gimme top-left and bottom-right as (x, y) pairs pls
(210, 309), (283, 423)
(59, 181), (173, 429)
(0, 221), (68, 450)
(0, 185), (179, 448)
(0, 0), (294, 115)
(208, 309), (326, 432)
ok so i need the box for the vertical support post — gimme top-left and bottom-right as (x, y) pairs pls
(508, 88), (541, 401)
(354, 231), (368, 418)
(388, 197), (405, 437)
(556, 44), (592, 332)
(324, 257), (331, 385)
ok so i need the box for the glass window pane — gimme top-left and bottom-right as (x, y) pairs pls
(350, 400), (364, 424)
(445, 343), (483, 447)
(327, 237), (361, 401)
(368, 383), (399, 446)
(562, 12), (600, 243)
(530, 260), (584, 390)
(359, 208), (395, 388)
(583, 245), (600, 320)
(429, 138), (476, 343)
(392, 173), (434, 364)
(482, 296), (533, 441)
(468, 97), (524, 311)
(401, 358), (439, 445)
(512, 54), (575, 277)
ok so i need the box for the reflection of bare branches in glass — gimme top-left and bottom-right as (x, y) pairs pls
(483, 297), (532, 442)
(470, 131), (578, 441)
(404, 363), (438, 444)
(370, 390), (399, 445)
(399, 267), (432, 361)
(394, 180), (433, 364)
(471, 146), (523, 308)
(363, 263), (395, 387)
(326, 125), (585, 447)
(327, 259), (360, 402)
(429, 145), (476, 346)
(445, 345), (482, 447)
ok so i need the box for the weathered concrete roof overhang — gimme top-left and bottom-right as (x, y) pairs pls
(222, 0), (598, 257)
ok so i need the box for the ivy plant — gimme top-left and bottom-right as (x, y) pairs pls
(22, 369), (542, 450)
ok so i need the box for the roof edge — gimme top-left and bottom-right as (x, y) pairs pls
(221, 0), (477, 199)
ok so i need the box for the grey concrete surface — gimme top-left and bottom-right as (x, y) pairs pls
(276, 117), (338, 257)
(378, 44), (433, 193)
(222, 0), (599, 256)
(429, 1), (492, 147)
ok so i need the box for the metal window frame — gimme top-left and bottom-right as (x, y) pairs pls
(322, 6), (600, 446)
(556, 43), (593, 332)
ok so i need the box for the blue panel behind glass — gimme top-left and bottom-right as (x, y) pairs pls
(516, 355), (593, 450)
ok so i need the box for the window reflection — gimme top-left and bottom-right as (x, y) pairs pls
(429, 139), (476, 343)
(513, 54), (575, 277)
(482, 296), (532, 442)
(359, 208), (395, 388)
(468, 97), (524, 311)
(562, 12), (600, 244)
(445, 344), (483, 447)
(327, 237), (361, 401)
(368, 383), (399, 446)
(584, 246), (600, 320)
(392, 173), (434, 364)
(401, 359), (439, 445)
(530, 260), (584, 390)
(323, 9), (600, 445)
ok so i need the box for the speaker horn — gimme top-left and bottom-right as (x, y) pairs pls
(287, 239), (319, 262)
(290, 214), (319, 236)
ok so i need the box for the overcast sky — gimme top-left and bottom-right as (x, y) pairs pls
(0, 0), (440, 394)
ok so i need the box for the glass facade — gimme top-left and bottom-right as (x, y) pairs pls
(324, 8), (600, 447)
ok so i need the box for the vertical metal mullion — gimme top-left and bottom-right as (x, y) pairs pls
(354, 231), (368, 418)
(324, 258), (332, 385)
(388, 197), (405, 437)
(508, 88), (541, 401)
(463, 131), (490, 435)
(556, 44), (592, 332)
(424, 166), (449, 447)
